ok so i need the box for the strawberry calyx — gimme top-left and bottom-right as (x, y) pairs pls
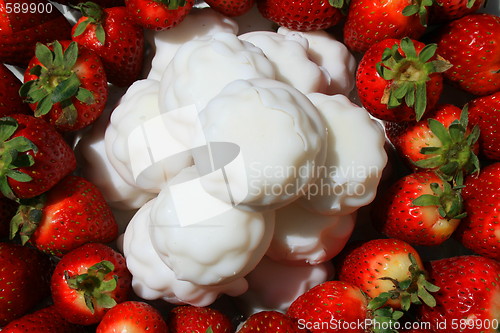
(72, 2), (106, 44)
(413, 106), (480, 182)
(19, 41), (95, 128)
(65, 260), (118, 314)
(377, 37), (452, 121)
(9, 195), (46, 244)
(369, 306), (404, 333)
(401, 0), (434, 26)
(367, 254), (439, 312)
(412, 175), (467, 220)
(0, 117), (38, 200)
(154, 0), (187, 10)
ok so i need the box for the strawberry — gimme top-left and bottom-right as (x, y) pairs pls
(257, 0), (344, 32)
(467, 92), (500, 161)
(96, 301), (168, 332)
(125, 0), (194, 31)
(0, 114), (76, 200)
(51, 242), (132, 325)
(21, 40), (108, 132)
(418, 255), (500, 333)
(373, 171), (466, 246)
(72, 2), (145, 87)
(337, 239), (438, 312)
(455, 163), (500, 261)
(0, 242), (52, 326)
(0, 64), (30, 117)
(287, 280), (384, 333)
(1, 305), (87, 333)
(55, 0), (125, 6)
(385, 104), (480, 181)
(429, 0), (485, 23)
(237, 311), (306, 332)
(168, 305), (233, 333)
(205, 0), (254, 17)
(356, 38), (451, 122)
(10, 175), (118, 256)
(343, 0), (430, 53)
(435, 13), (500, 96)
(0, 0), (72, 67)
(0, 197), (17, 238)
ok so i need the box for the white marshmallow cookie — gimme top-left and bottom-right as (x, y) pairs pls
(195, 78), (327, 211)
(266, 201), (356, 265)
(299, 94), (388, 216)
(123, 200), (249, 307)
(147, 8), (239, 81)
(159, 32), (275, 112)
(148, 167), (275, 286)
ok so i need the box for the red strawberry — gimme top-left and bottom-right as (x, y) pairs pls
(0, 197), (17, 238)
(257, 0), (343, 32)
(343, 0), (428, 53)
(168, 305), (233, 333)
(51, 242), (132, 325)
(429, 0), (485, 23)
(0, 114), (76, 200)
(356, 38), (451, 122)
(467, 92), (500, 160)
(21, 40), (108, 132)
(1, 305), (87, 333)
(205, 0), (254, 17)
(0, 64), (30, 117)
(419, 255), (500, 333)
(337, 239), (438, 311)
(10, 175), (118, 256)
(373, 171), (466, 246)
(0, 0), (72, 67)
(287, 280), (374, 333)
(385, 104), (480, 181)
(125, 0), (194, 31)
(435, 13), (500, 96)
(72, 2), (145, 87)
(55, 0), (125, 6)
(455, 163), (500, 261)
(238, 311), (306, 332)
(0, 242), (52, 326)
(96, 301), (168, 332)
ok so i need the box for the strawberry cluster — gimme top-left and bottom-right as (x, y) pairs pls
(0, 0), (498, 332)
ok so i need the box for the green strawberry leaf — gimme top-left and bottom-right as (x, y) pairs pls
(51, 73), (81, 104)
(35, 43), (54, 68)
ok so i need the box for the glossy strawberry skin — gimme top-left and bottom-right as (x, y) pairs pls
(29, 175), (118, 257)
(356, 39), (443, 122)
(287, 281), (368, 333)
(419, 255), (500, 333)
(23, 40), (108, 132)
(205, 0), (254, 17)
(1, 305), (87, 333)
(54, 0), (125, 6)
(455, 163), (500, 261)
(51, 243), (132, 325)
(125, 0), (194, 31)
(373, 171), (461, 246)
(0, 64), (30, 117)
(72, 6), (145, 87)
(238, 311), (306, 333)
(337, 238), (426, 309)
(168, 305), (233, 333)
(257, 0), (343, 31)
(0, 0), (72, 66)
(467, 92), (500, 161)
(0, 242), (52, 326)
(429, 0), (485, 24)
(3, 114), (76, 199)
(435, 13), (500, 96)
(96, 301), (168, 333)
(343, 0), (426, 53)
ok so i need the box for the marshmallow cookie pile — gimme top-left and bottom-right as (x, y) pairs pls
(77, 7), (388, 312)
